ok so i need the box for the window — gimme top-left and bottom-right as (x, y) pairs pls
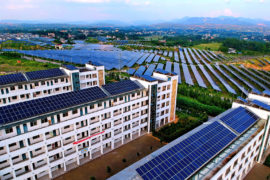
(55, 88), (60, 91)
(98, 103), (102, 107)
(33, 135), (40, 139)
(167, 85), (171, 90)
(35, 148), (42, 151)
(61, 78), (64, 82)
(72, 109), (78, 114)
(34, 82), (39, 86)
(132, 93), (135, 97)
(41, 118), (48, 123)
(10, 86), (15, 91)
(5, 128), (13, 134)
(9, 143), (16, 147)
(119, 96), (123, 101)
(20, 94), (25, 98)
(12, 96), (17, 100)
(64, 125), (70, 129)
(54, 79), (58, 83)
(90, 104), (94, 109)
(41, 81), (45, 85)
(18, 85), (23, 89)
(30, 121), (37, 127)
(63, 112), (68, 117)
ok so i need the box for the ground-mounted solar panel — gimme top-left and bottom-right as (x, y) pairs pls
(240, 65), (270, 87)
(205, 64), (236, 94)
(203, 50), (215, 60)
(136, 53), (150, 65)
(127, 68), (136, 75)
(136, 121), (237, 180)
(192, 48), (204, 63)
(263, 90), (270, 96)
(215, 65), (248, 96)
(220, 106), (259, 134)
(237, 96), (248, 103)
(230, 65), (268, 91)
(145, 54), (155, 63)
(182, 64), (193, 86)
(135, 66), (146, 76)
(188, 48), (200, 64)
(174, 51), (179, 62)
(163, 51), (168, 56)
(173, 62), (181, 84)
(222, 64), (259, 92)
(168, 51), (173, 58)
(198, 64), (220, 91)
(153, 55), (160, 62)
(190, 65), (206, 88)
(250, 68), (270, 80)
(102, 80), (140, 96)
(198, 49), (211, 63)
(156, 63), (164, 70)
(179, 48), (186, 64)
(165, 61), (172, 73)
(0, 86), (108, 125)
(0, 73), (27, 86)
(144, 64), (156, 76)
(25, 68), (65, 80)
(183, 48), (193, 64)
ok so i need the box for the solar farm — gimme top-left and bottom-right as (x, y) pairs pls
(3, 45), (270, 97)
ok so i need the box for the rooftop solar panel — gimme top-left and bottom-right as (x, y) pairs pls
(263, 90), (270, 96)
(102, 80), (140, 96)
(0, 86), (108, 126)
(251, 100), (270, 111)
(220, 107), (259, 133)
(135, 66), (146, 76)
(127, 68), (136, 75)
(0, 73), (27, 86)
(139, 75), (157, 82)
(63, 64), (78, 70)
(25, 68), (65, 80)
(136, 121), (236, 180)
(237, 96), (248, 103)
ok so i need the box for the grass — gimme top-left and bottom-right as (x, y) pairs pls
(0, 55), (60, 73)
(192, 43), (222, 51)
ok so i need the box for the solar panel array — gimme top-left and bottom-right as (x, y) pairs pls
(165, 61), (172, 73)
(127, 68), (136, 75)
(251, 68), (270, 80)
(230, 65), (268, 91)
(136, 121), (237, 180)
(173, 62), (181, 84)
(240, 65), (270, 87)
(205, 64), (236, 94)
(156, 63), (164, 70)
(198, 64), (220, 91)
(188, 48), (200, 64)
(183, 48), (193, 64)
(153, 55), (160, 62)
(135, 66), (146, 76)
(163, 51), (168, 56)
(190, 65), (206, 88)
(182, 64), (193, 85)
(0, 73), (27, 86)
(127, 53), (144, 67)
(215, 65), (248, 95)
(203, 50), (215, 60)
(179, 48), (186, 64)
(174, 51), (179, 62)
(198, 50), (211, 63)
(144, 64), (156, 76)
(168, 51), (173, 58)
(25, 68), (65, 80)
(137, 53), (150, 65)
(63, 64), (78, 70)
(102, 80), (140, 96)
(145, 54), (155, 63)
(220, 106), (259, 133)
(0, 86), (107, 125)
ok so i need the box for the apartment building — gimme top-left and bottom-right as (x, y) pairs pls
(0, 63), (105, 107)
(110, 93), (270, 180)
(0, 68), (178, 180)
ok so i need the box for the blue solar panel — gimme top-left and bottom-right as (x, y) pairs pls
(263, 90), (270, 96)
(135, 66), (146, 76)
(26, 68), (65, 80)
(136, 121), (237, 180)
(139, 75), (157, 82)
(144, 64), (156, 76)
(190, 65), (206, 88)
(0, 86), (108, 125)
(252, 100), (270, 111)
(63, 64), (78, 70)
(182, 64), (193, 86)
(102, 80), (140, 95)
(237, 96), (248, 103)
(173, 62), (181, 84)
(156, 63), (164, 70)
(220, 107), (259, 133)
(183, 48), (193, 64)
(127, 68), (136, 75)
(165, 61), (172, 73)
(0, 73), (27, 86)
(179, 48), (186, 64)
(198, 64), (220, 91)
(155, 69), (170, 75)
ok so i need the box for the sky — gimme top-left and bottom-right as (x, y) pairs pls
(0, 0), (269, 23)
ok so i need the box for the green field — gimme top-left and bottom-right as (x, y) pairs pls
(192, 43), (222, 51)
(0, 54), (60, 74)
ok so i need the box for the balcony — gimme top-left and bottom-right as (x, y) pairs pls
(91, 140), (101, 146)
(65, 150), (76, 157)
(12, 158), (29, 165)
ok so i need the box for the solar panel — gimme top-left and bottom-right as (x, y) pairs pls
(139, 75), (157, 82)
(144, 64), (156, 76)
(179, 48), (186, 64)
(63, 64), (78, 70)
(240, 65), (270, 87)
(155, 69), (170, 75)
(0, 86), (108, 125)
(136, 121), (236, 180)
(0, 73), (27, 86)
(198, 64), (220, 91)
(137, 53), (150, 65)
(188, 48), (200, 64)
(25, 68), (65, 80)
(127, 68), (136, 75)
(237, 96), (248, 103)
(173, 62), (181, 84)
(263, 90), (270, 96)
(102, 80), (140, 96)
(174, 51), (179, 62)
(190, 65), (206, 88)
(165, 61), (172, 73)
(220, 107), (259, 133)
(135, 66), (146, 76)
(251, 100), (270, 111)
(156, 63), (164, 70)
(183, 48), (193, 64)
(153, 55), (160, 62)
(182, 64), (193, 86)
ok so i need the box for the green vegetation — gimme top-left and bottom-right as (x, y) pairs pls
(85, 37), (99, 43)
(193, 42), (222, 51)
(0, 40), (51, 50)
(0, 52), (60, 73)
(219, 38), (270, 55)
(264, 154), (270, 168)
(105, 71), (131, 84)
(153, 111), (208, 143)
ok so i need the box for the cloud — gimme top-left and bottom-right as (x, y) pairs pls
(259, 0), (265, 3)
(66, 0), (110, 3)
(207, 8), (239, 17)
(6, 4), (35, 10)
(224, 8), (233, 16)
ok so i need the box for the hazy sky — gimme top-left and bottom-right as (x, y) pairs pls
(0, 0), (269, 22)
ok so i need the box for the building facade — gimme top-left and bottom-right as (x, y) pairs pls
(0, 67), (178, 180)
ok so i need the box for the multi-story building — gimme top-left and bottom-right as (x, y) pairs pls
(0, 67), (178, 180)
(0, 63), (105, 107)
(110, 93), (270, 180)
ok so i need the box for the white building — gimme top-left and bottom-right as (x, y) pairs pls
(110, 93), (270, 180)
(0, 68), (178, 180)
(0, 63), (105, 107)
